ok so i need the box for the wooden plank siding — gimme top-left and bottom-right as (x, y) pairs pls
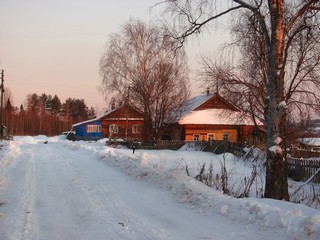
(101, 119), (143, 140)
(184, 125), (238, 142)
(195, 94), (239, 111)
(183, 124), (257, 143)
(100, 105), (144, 141)
(103, 105), (144, 119)
(241, 125), (258, 142)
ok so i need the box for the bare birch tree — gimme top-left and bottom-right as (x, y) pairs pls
(200, 4), (320, 139)
(99, 19), (190, 142)
(159, 0), (320, 200)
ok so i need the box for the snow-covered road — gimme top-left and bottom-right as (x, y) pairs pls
(0, 137), (318, 239)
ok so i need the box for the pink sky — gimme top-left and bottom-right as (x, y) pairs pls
(0, 0), (229, 115)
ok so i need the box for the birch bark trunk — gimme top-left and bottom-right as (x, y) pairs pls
(264, 0), (289, 200)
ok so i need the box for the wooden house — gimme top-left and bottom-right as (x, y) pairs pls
(70, 91), (262, 144)
(100, 104), (144, 141)
(176, 92), (262, 143)
(70, 104), (144, 141)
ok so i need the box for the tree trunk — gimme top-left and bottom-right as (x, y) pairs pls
(142, 105), (153, 143)
(264, 0), (289, 200)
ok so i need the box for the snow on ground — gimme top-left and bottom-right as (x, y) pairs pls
(298, 138), (320, 147)
(0, 135), (320, 239)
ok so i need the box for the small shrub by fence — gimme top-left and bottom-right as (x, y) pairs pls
(287, 157), (320, 183)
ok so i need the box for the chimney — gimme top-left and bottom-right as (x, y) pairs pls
(206, 87), (210, 96)
(111, 101), (115, 110)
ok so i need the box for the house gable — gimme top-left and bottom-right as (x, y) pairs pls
(100, 105), (144, 121)
(195, 94), (239, 111)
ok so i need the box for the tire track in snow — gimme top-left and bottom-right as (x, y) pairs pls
(0, 142), (39, 240)
(58, 149), (172, 240)
(1, 141), (172, 240)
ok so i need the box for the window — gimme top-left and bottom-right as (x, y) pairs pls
(132, 124), (141, 134)
(207, 133), (214, 141)
(109, 124), (119, 134)
(193, 134), (200, 141)
(222, 133), (229, 141)
(86, 124), (101, 133)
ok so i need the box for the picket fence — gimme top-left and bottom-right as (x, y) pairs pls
(287, 157), (320, 183)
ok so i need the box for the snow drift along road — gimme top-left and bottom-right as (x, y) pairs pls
(0, 136), (319, 240)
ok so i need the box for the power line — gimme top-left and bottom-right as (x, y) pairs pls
(0, 70), (4, 137)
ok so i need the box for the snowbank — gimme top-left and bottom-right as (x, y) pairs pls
(60, 139), (320, 239)
(1, 136), (320, 239)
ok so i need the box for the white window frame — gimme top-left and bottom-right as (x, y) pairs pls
(86, 124), (101, 133)
(109, 124), (119, 134)
(222, 132), (229, 141)
(132, 124), (141, 134)
(193, 134), (200, 141)
(207, 133), (215, 141)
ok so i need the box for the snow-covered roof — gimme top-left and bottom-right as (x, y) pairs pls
(72, 106), (120, 127)
(178, 109), (257, 126)
(72, 104), (143, 128)
(179, 95), (213, 118)
(72, 117), (100, 127)
(298, 138), (320, 146)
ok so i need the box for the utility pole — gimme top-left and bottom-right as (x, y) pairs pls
(0, 70), (4, 138)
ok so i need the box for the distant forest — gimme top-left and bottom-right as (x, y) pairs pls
(2, 93), (96, 136)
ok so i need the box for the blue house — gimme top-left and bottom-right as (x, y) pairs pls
(70, 118), (102, 141)
(68, 103), (144, 141)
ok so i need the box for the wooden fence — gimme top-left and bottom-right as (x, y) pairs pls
(129, 140), (245, 154)
(184, 140), (245, 156)
(287, 157), (320, 183)
(141, 140), (185, 150)
(124, 140), (185, 150)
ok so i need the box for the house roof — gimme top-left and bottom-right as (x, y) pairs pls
(178, 93), (240, 118)
(163, 94), (214, 123)
(72, 104), (143, 128)
(72, 117), (100, 128)
(181, 95), (213, 115)
(298, 138), (320, 147)
(178, 109), (257, 126)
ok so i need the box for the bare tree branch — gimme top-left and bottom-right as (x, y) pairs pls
(100, 19), (190, 141)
